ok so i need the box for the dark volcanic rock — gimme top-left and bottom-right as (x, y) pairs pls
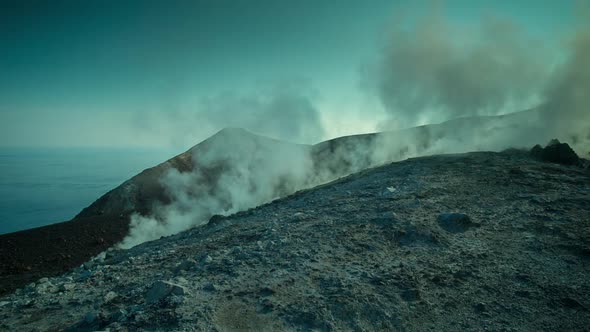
(145, 281), (187, 305)
(531, 139), (580, 165)
(0, 214), (130, 296)
(2, 111), (577, 297)
(437, 213), (474, 233)
(1, 150), (589, 331)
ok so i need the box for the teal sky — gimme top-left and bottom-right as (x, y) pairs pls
(0, 0), (580, 148)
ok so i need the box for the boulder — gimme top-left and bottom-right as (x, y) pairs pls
(174, 259), (197, 273)
(104, 291), (118, 303)
(530, 139), (579, 165)
(145, 281), (187, 304)
(437, 213), (474, 233)
(58, 283), (76, 292)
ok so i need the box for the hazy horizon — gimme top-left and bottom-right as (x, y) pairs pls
(0, 146), (178, 234)
(2, 0), (586, 149)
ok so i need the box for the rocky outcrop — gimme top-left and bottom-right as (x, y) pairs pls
(531, 139), (580, 165)
(1, 110), (585, 297)
(1, 150), (588, 331)
(75, 109), (556, 222)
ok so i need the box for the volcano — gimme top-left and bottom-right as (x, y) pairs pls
(0, 109), (585, 297)
(0, 148), (589, 330)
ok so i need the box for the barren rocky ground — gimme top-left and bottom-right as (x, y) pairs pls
(0, 150), (589, 331)
(0, 115), (571, 297)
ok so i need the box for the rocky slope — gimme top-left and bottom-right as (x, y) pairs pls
(76, 109), (556, 223)
(1, 150), (588, 331)
(0, 108), (584, 297)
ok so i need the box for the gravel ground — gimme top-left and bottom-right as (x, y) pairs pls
(0, 150), (589, 331)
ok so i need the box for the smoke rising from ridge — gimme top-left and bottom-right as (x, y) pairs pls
(366, 3), (590, 154)
(119, 5), (590, 248)
(370, 10), (550, 130)
(540, 16), (590, 154)
(134, 83), (326, 147)
(119, 128), (316, 248)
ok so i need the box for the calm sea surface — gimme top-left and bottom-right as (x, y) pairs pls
(0, 147), (178, 234)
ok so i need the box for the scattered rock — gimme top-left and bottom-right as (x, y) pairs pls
(109, 309), (128, 322)
(59, 283), (76, 292)
(84, 311), (98, 324)
(259, 287), (275, 297)
(83, 261), (95, 270)
(36, 281), (58, 294)
(76, 270), (93, 282)
(400, 289), (420, 302)
(208, 214), (225, 226)
(257, 298), (274, 313)
(1, 150), (589, 331)
(104, 291), (118, 303)
(396, 228), (439, 247)
(128, 304), (144, 314)
(370, 211), (398, 226)
(286, 309), (333, 331)
(292, 212), (308, 222)
(509, 167), (525, 175)
(145, 281), (188, 304)
(175, 259), (197, 273)
(474, 302), (487, 313)
(202, 282), (217, 292)
(514, 290), (531, 298)
(200, 255), (213, 264)
(561, 297), (587, 311)
(24, 283), (36, 293)
(380, 186), (398, 197)
(437, 213), (475, 233)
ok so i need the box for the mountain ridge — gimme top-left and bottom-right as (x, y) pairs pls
(1, 149), (588, 330)
(76, 108), (552, 225)
(0, 108), (579, 295)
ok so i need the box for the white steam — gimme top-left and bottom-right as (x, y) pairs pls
(119, 4), (590, 248)
(119, 128), (314, 248)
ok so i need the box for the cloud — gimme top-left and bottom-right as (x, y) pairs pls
(118, 128), (316, 248)
(119, 3), (590, 248)
(134, 83), (326, 147)
(369, 7), (550, 130)
(540, 13), (590, 154)
(365, 2), (589, 155)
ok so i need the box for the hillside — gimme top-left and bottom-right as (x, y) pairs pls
(0, 150), (588, 331)
(0, 109), (578, 296)
(77, 108), (553, 224)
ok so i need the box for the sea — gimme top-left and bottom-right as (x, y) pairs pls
(0, 147), (179, 235)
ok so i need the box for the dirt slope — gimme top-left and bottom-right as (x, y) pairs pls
(1, 150), (588, 331)
(0, 109), (578, 299)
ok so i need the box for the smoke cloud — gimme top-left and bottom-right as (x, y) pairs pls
(540, 17), (590, 154)
(370, 9), (549, 130)
(119, 4), (590, 248)
(119, 128), (316, 248)
(120, 83), (330, 248)
(367, 3), (589, 155)
(135, 83), (325, 147)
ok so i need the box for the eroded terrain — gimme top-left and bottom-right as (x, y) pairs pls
(1, 151), (589, 331)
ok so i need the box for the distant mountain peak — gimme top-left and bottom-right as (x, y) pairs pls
(200, 127), (271, 147)
(214, 127), (252, 136)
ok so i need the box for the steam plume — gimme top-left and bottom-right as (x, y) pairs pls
(370, 9), (549, 130)
(135, 83), (325, 147)
(119, 128), (315, 248)
(119, 4), (590, 248)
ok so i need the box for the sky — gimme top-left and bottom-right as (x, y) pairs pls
(0, 0), (582, 148)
